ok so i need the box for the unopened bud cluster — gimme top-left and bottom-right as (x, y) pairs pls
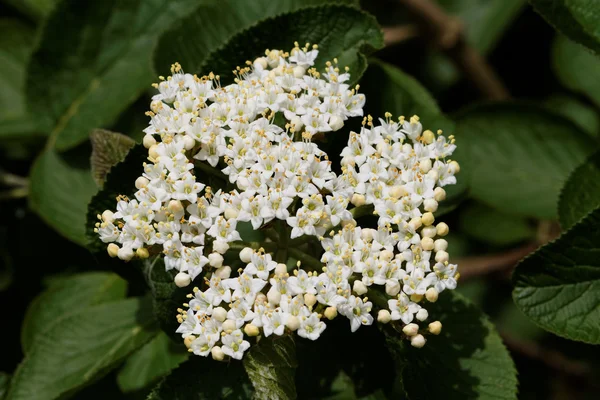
(94, 42), (459, 360)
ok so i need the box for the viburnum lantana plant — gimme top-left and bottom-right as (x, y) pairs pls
(94, 42), (460, 361)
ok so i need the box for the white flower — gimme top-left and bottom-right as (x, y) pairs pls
(221, 329), (250, 360)
(339, 295), (374, 332)
(298, 313), (326, 340)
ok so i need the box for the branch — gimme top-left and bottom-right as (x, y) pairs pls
(395, 0), (510, 100)
(501, 333), (592, 379)
(457, 242), (539, 280)
(383, 25), (420, 47)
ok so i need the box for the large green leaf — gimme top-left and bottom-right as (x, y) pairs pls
(360, 60), (466, 214)
(21, 272), (127, 353)
(0, 373), (9, 400)
(530, 0), (600, 55)
(27, 0), (206, 150)
(558, 151), (600, 230)
(153, 0), (358, 76)
(243, 335), (297, 400)
(544, 94), (600, 137)
(117, 332), (189, 393)
(90, 129), (136, 187)
(513, 207), (600, 344)
(147, 358), (253, 399)
(386, 291), (517, 400)
(29, 149), (98, 246)
(0, 19), (37, 137)
(455, 103), (594, 219)
(197, 5), (383, 85)
(458, 202), (535, 246)
(7, 297), (157, 400)
(553, 35), (600, 109)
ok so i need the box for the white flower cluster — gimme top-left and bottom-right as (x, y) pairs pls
(94, 42), (459, 361)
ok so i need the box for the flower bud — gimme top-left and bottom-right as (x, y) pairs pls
(410, 294), (423, 303)
(449, 160), (460, 174)
(419, 158), (432, 173)
(290, 116), (303, 133)
(244, 324), (260, 337)
(389, 185), (407, 199)
(416, 309), (429, 321)
(136, 247), (149, 259)
(255, 293), (267, 305)
(135, 176), (149, 189)
(421, 236), (434, 251)
(149, 144), (160, 160)
(402, 323), (419, 336)
(436, 222), (449, 237)
(421, 212), (435, 226)
(213, 241), (229, 254)
(425, 288), (439, 302)
(102, 210), (114, 223)
(410, 334), (426, 348)
(385, 280), (400, 296)
(117, 246), (134, 261)
(435, 250), (449, 263)
(213, 307), (227, 322)
(377, 309), (391, 324)
(107, 243), (119, 258)
(222, 319), (236, 332)
(324, 306), (338, 320)
(426, 169), (439, 182)
(351, 193), (366, 207)
(275, 263), (288, 276)
(361, 228), (375, 242)
(143, 134), (156, 148)
(293, 66), (306, 78)
(286, 315), (300, 331)
(421, 226), (437, 238)
(423, 198), (438, 212)
(239, 247), (253, 263)
(433, 187), (446, 202)
(254, 57), (268, 69)
(304, 293), (317, 307)
(434, 239), (448, 252)
(353, 280), (368, 295)
(409, 217), (422, 231)
(380, 249), (394, 262)
(428, 321), (442, 335)
(184, 335), (196, 348)
(214, 265), (231, 279)
(328, 115), (344, 131)
(422, 130), (435, 144)
(168, 200), (184, 214)
(224, 207), (239, 220)
(174, 272), (191, 287)
(182, 135), (196, 151)
(208, 252), (224, 268)
(211, 345), (225, 361)
(267, 286), (281, 305)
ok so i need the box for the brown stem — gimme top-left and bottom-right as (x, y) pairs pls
(395, 0), (510, 100)
(457, 242), (539, 280)
(383, 25), (420, 47)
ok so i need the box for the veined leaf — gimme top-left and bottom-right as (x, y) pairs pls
(90, 129), (136, 187)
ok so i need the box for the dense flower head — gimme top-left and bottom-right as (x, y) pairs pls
(94, 41), (460, 360)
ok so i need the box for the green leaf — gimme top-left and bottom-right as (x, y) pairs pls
(0, 18), (37, 137)
(455, 103), (594, 219)
(147, 358), (253, 399)
(386, 291), (517, 400)
(530, 0), (600, 54)
(29, 149), (98, 246)
(90, 129), (136, 187)
(544, 94), (600, 137)
(27, 0), (207, 150)
(0, 373), (9, 400)
(21, 272), (127, 354)
(197, 5), (383, 85)
(513, 206), (600, 344)
(153, 0), (359, 76)
(2, 0), (58, 21)
(553, 35), (600, 109)
(243, 335), (297, 400)
(360, 60), (467, 214)
(86, 144), (148, 252)
(117, 332), (189, 393)
(558, 151), (600, 230)
(7, 297), (157, 400)
(458, 202), (535, 246)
